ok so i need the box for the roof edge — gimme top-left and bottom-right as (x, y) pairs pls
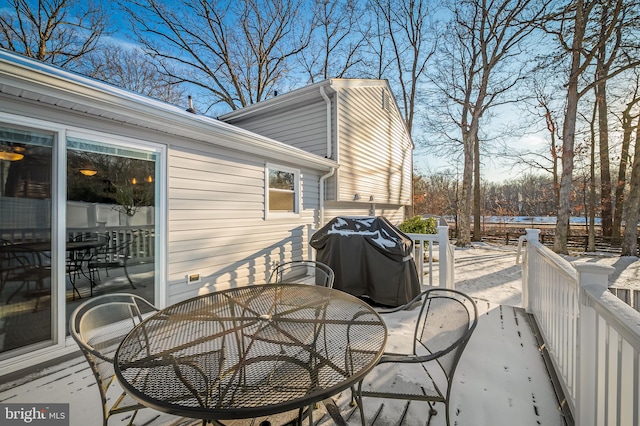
(0, 49), (338, 170)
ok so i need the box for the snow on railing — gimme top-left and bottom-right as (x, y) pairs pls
(406, 225), (454, 289)
(519, 228), (640, 426)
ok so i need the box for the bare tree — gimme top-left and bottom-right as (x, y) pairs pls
(369, 0), (437, 134)
(622, 114), (640, 256)
(119, 0), (312, 114)
(592, 0), (640, 238)
(612, 71), (640, 242)
(299, 0), (370, 82)
(0, 0), (109, 71)
(428, 0), (550, 247)
(86, 44), (186, 105)
(500, 75), (565, 215)
(548, 0), (640, 253)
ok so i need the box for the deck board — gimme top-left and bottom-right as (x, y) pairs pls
(0, 300), (566, 426)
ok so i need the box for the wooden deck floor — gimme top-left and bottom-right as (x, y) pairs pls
(0, 299), (567, 426)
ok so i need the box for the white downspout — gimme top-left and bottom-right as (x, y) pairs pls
(319, 86), (334, 228)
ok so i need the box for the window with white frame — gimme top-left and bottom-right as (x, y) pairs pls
(266, 164), (299, 217)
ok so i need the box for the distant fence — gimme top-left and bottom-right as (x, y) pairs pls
(476, 229), (640, 255)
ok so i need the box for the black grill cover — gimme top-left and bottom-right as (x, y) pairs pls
(310, 216), (421, 307)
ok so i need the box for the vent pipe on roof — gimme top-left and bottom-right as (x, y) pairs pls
(186, 95), (196, 114)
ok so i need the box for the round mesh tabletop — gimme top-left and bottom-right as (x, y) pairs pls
(115, 284), (387, 420)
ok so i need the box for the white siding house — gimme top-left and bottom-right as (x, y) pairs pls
(219, 79), (414, 225)
(0, 50), (340, 371)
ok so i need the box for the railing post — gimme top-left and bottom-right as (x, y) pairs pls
(574, 262), (615, 426)
(521, 228), (540, 312)
(437, 226), (451, 289)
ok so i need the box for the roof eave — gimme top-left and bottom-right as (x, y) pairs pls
(0, 50), (338, 171)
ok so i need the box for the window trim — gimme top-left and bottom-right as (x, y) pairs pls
(265, 163), (300, 219)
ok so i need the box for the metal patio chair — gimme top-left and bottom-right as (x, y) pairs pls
(69, 293), (159, 426)
(268, 260), (335, 288)
(354, 288), (478, 426)
(266, 261), (336, 422)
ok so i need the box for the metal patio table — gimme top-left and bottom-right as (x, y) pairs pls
(114, 283), (387, 423)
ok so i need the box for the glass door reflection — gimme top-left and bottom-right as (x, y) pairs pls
(66, 138), (157, 331)
(0, 126), (53, 357)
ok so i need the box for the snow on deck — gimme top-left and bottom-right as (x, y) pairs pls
(0, 245), (568, 425)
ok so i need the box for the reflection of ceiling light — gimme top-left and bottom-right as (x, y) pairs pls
(79, 166), (97, 176)
(146, 175), (153, 183)
(131, 177), (138, 185)
(0, 150), (24, 161)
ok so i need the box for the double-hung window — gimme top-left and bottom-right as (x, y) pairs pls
(266, 164), (299, 218)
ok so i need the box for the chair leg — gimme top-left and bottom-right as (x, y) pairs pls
(428, 401), (437, 416)
(67, 272), (81, 301)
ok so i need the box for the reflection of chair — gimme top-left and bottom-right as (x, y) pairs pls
(88, 233), (135, 289)
(354, 289), (478, 426)
(268, 260), (335, 287)
(1, 240), (50, 310)
(69, 293), (159, 426)
(69, 232), (109, 297)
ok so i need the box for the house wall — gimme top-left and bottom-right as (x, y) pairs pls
(220, 81), (413, 225)
(220, 100), (330, 158)
(166, 142), (323, 304)
(322, 202), (405, 226)
(2, 98), (326, 306)
(335, 86), (412, 206)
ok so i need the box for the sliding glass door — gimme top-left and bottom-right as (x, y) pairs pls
(1, 120), (161, 361)
(0, 126), (54, 357)
(65, 137), (157, 330)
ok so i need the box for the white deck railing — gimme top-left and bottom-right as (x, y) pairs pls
(406, 225), (454, 289)
(519, 229), (640, 425)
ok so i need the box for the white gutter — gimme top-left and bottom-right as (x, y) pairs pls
(319, 86), (332, 159)
(319, 86), (335, 227)
(319, 168), (334, 227)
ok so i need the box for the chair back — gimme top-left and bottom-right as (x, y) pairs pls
(268, 260), (335, 287)
(413, 289), (478, 384)
(69, 293), (158, 425)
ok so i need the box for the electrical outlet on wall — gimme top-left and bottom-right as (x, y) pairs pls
(186, 273), (201, 285)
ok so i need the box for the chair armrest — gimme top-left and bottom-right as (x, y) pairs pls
(378, 352), (439, 364)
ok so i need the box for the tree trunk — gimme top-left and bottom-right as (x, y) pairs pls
(554, 0), (587, 254)
(473, 135), (482, 241)
(621, 116), (640, 256)
(596, 4), (612, 237)
(612, 101), (637, 243)
(457, 130), (474, 247)
(588, 100), (596, 252)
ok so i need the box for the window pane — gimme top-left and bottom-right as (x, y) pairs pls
(269, 169), (294, 191)
(0, 125), (53, 357)
(269, 190), (295, 212)
(66, 139), (156, 335)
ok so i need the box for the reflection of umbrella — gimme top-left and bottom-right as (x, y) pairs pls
(310, 216), (421, 307)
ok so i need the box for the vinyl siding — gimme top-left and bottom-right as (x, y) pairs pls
(322, 202), (405, 226)
(167, 143), (321, 304)
(217, 79), (412, 225)
(222, 101), (329, 157)
(336, 86), (412, 205)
